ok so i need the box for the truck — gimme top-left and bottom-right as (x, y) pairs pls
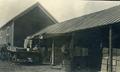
(0, 35), (46, 64)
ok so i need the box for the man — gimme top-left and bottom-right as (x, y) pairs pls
(0, 44), (8, 60)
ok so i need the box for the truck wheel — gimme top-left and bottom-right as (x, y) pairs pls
(12, 54), (17, 62)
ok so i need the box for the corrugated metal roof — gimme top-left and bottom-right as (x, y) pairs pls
(33, 5), (120, 37)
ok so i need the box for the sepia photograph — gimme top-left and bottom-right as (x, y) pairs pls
(0, 0), (120, 72)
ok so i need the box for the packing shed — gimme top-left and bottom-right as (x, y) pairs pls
(31, 5), (120, 72)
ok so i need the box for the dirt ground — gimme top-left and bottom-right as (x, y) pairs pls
(0, 60), (65, 72)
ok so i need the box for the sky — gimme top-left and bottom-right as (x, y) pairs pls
(0, 0), (120, 27)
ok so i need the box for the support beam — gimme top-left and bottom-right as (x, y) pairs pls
(70, 33), (74, 57)
(108, 26), (113, 72)
(11, 20), (14, 46)
(51, 39), (55, 65)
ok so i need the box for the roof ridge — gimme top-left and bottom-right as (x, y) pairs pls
(0, 2), (58, 29)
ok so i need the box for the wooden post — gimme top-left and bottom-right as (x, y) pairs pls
(108, 26), (113, 72)
(11, 20), (14, 46)
(70, 33), (74, 57)
(51, 39), (55, 65)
